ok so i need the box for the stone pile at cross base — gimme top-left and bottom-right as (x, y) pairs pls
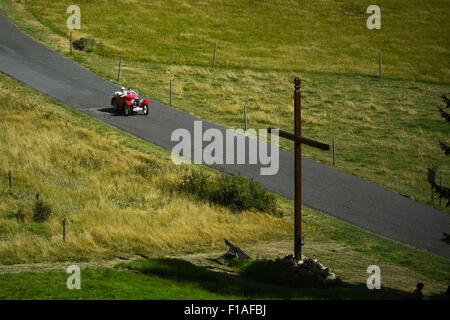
(278, 254), (336, 281)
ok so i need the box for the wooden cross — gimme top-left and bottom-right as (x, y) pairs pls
(268, 77), (329, 261)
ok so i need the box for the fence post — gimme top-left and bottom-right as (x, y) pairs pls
(428, 168), (436, 202)
(170, 79), (172, 105)
(212, 43), (217, 68)
(332, 138), (336, 166)
(379, 51), (382, 79)
(440, 175), (443, 207)
(8, 170), (12, 191)
(70, 31), (73, 55)
(63, 218), (67, 242)
(118, 55), (122, 81)
(244, 104), (247, 131)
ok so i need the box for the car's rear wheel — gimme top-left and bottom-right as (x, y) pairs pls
(142, 104), (149, 116)
(112, 99), (119, 113)
(124, 105), (131, 116)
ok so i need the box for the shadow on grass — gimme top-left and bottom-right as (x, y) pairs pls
(118, 258), (413, 300)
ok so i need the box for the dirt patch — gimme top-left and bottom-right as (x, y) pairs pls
(0, 256), (138, 274)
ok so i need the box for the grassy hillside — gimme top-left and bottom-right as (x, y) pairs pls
(0, 73), (449, 296)
(3, 257), (438, 300)
(0, 259), (375, 300)
(0, 261), (392, 300)
(0, 0), (448, 211)
(0, 0), (450, 298)
(0, 71), (450, 294)
(22, 0), (450, 83)
(0, 72), (289, 264)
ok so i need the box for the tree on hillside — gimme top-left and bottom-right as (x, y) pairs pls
(434, 95), (450, 245)
(442, 233), (450, 245)
(438, 94), (450, 155)
(433, 95), (450, 209)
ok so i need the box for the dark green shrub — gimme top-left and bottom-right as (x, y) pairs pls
(177, 170), (279, 214)
(16, 208), (26, 222)
(25, 222), (50, 238)
(177, 170), (211, 198)
(72, 38), (102, 53)
(32, 200), (52, 222)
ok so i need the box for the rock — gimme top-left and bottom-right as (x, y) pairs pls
(277, 254), (337, 282)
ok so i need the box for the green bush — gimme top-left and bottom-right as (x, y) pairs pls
(216, 254), (340, 288)
(177, 170), (279, 214)
(32, 200), (52, 222)
(24, 222), (50, 238)
(72, 38), (103, 53)
(16, 208), (26, 222)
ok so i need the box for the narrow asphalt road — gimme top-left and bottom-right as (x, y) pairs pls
(0, 13), (448, 259)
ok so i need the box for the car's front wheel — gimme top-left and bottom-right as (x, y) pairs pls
(142, 104), (149, 116)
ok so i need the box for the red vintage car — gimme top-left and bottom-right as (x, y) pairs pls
(111, 87), (149, 116)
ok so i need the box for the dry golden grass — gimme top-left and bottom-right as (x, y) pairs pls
(0, 73), (289, 264)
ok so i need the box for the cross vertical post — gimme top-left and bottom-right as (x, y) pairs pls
(294, 77), (302, 260)
(268, 77), (329, 261)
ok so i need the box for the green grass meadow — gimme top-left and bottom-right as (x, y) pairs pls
(0, 0), (449, 300)
(0, 258), (435, 300)
(21, 0), (450, 84)
(0, 69), (448, 299)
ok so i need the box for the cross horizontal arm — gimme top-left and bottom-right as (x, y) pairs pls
(268, 128), (330, 151)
